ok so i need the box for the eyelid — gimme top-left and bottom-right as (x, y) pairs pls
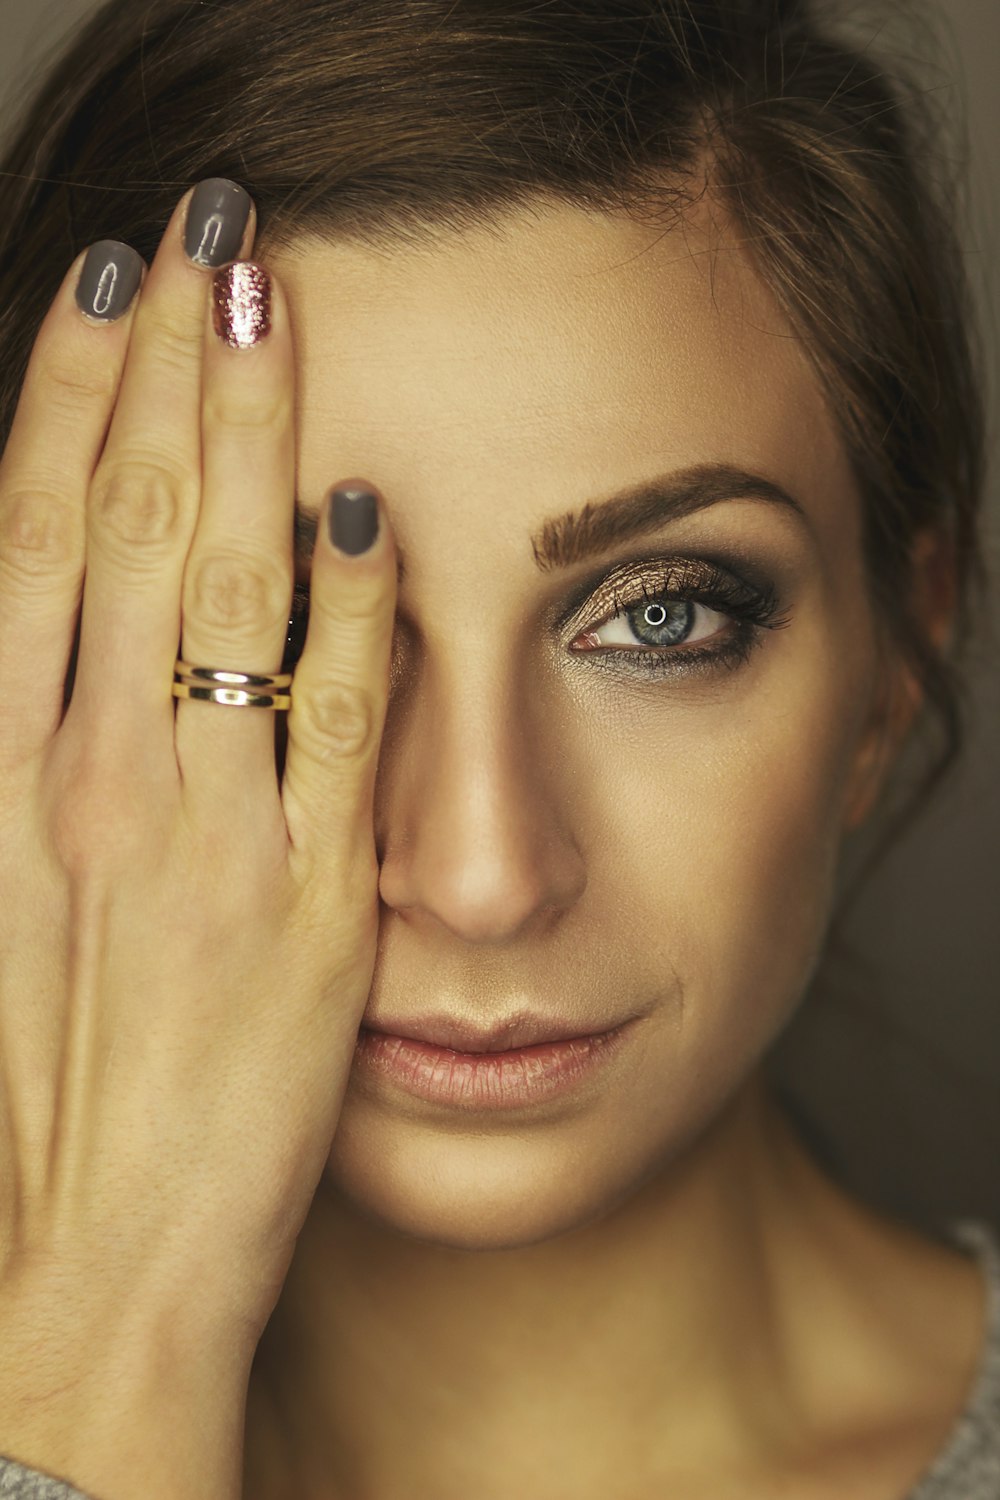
(553, 548), (774, 632)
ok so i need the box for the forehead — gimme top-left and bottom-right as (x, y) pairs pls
(268, 197), (856, 558)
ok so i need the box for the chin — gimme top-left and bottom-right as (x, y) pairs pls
(323, 1097), (656, 1252)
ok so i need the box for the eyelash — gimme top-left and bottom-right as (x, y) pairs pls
(568, 557), (792, 678)
(282, 558), (792, 679)
(283, 583), (311, 672)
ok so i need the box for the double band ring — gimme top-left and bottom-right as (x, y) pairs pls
(171, 659), (293, 711)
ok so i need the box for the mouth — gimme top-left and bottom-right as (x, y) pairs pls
(353, 1017), (635, 1111)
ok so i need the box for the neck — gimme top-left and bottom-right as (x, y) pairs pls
(243, 1078), (895, 1498)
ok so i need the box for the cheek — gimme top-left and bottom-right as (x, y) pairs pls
(593, 636), (872, 1083)
(690, 714), (846, 1030)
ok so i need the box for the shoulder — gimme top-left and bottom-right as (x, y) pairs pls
(801, 1216), (1000, 1500)
(901, 1219), (1000, 1499)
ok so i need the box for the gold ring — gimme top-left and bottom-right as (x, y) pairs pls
(172, 659), (293, 711)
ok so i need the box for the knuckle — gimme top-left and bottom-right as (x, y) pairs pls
(311, 582), (387, 632)
(293, 678), (375, 760)
(43, 355), (119, 413)
(142, 303), (205, 367)
(0, 488), (79, 579)
(46, 752), (146, 879)
(203, 385), (293, 435)
(188, 552), (289, 634)
(88, 459), (187, 556)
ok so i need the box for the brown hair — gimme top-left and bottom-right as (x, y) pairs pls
(0, 0), (990, 927)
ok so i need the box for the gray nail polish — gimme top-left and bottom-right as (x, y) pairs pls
(183, 178), (252, 268)
(75, 240), (144, 321)
(329, 488), (380, 555)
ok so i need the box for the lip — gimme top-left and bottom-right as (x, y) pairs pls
(359, 1011), (615, 1053)
(353, 1019), (634, 1111)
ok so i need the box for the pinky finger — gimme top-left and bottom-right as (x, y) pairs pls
(0, 240), (144, 770)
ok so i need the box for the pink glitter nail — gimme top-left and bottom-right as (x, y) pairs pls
(212, 261), (272, 348)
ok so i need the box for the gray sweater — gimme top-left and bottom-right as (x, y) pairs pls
(2, 1217), (998, 1499)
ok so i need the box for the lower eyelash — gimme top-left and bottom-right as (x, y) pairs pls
(591, 614), (770, 679)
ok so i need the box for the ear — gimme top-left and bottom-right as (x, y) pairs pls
(841, 526), (957, 833)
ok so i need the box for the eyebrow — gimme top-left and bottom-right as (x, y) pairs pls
(528, 461), (811, 572)
(292, 461), (810, 580)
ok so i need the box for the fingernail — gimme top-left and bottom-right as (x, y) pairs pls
(212, 262), (272, 347)
(75, 240), (144, 321)
(184, 177), (252, 267)
(328, 486), (380, 556)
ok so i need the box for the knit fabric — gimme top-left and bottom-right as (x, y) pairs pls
(904, 1218), (1000, 1498)
(0, 1465), (91, 1499)
(1, 1217), (997, 1499)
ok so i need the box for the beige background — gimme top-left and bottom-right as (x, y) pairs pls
(1, 0), (997, 1240)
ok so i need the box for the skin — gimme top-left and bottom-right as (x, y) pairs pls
(240, 198), (984, 1498)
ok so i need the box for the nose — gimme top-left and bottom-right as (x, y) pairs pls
(375, 672), (586, 944)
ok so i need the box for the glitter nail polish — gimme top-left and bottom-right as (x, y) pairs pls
(212, 262), (272, 348)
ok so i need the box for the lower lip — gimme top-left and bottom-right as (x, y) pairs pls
(353, 1023), (630, 1110)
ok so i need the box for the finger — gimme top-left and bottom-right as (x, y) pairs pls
(281, 484), (398, 887)
(65, 180), (255, 766)
(0, 242), (144, 768)
(175, 261), (296, 822)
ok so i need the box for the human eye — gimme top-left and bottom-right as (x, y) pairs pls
(566, 555), (793, 679)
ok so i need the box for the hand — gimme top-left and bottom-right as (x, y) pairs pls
(0, 181), (396, 1377)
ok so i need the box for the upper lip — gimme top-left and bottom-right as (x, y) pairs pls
(360, 1012), (620, 1053)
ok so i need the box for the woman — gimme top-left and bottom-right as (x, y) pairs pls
(0, 0), (995, 1496)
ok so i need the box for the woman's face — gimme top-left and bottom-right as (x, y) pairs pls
(267, 197), (888, 1252)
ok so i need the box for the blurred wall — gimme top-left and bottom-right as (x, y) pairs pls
(0, 0), (997, 1240)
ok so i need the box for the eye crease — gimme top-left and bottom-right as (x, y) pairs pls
(282, 554), (792, 680)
